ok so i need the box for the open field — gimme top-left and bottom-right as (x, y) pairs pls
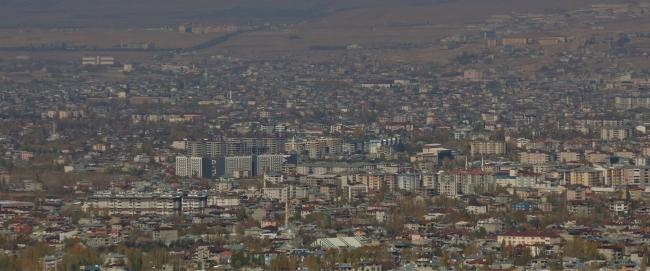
(0, 0), (398, 27)
(0, 0), (632, 63)
(0, 28), (214, 48)
(0, 0), (615, 27)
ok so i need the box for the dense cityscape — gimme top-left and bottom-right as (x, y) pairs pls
(2, 1), (650, 271)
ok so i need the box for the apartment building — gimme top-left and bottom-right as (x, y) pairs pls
(178, 138), (285, 158)
(497, 232), (560, 246)
(175, 156), (211, 178)
(470, 141), (506, 156)
(438, 169), (496, 197)
(601, 126), (632, 141)
(262, 185), (309, 202)
(254, 154), (287, 176)
(216, 156), (253, 178)
(519, 152), (552, 165)
(83, 191), (207, 215)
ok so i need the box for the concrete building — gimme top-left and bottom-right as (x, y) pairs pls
(180, 138), (285, 158)
(497, 232), (560, 247)
(609, 200), (630, 215)
(413, 143), (453, 170)
(622, 167), (650, 186)
(463, 69), (483, 81)
(397, 173), (421, 192)
(355, 173), (386, 192)
(312, 237), (367, 249)
(601, 126), (632, 141)
(438, 175), (459, 198)
(422, 173), (438, 193)
(81, 56), (115, 65)
(519, 152), (552, 165)
(568, 168), (604, 187)
(175, 156), (211, 178)
(348, 183), (369, 201)
(83, 191), (182, 215)
(83, 190), (207, 216)
(477, 218), (505, 233)
(254, 154), (287, 176)
(558, 151), (581, 163)
(182, 191), (208, 214)
(207, 195), (240, 207)
(216, 156), (253, 178)
(152, 227), (179, 246)
(564, 185), (592, 201)
(470, 141), (506, 156)
(262, 185), (308, 201)
(436, 169), (496, 197)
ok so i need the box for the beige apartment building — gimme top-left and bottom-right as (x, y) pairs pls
(519, 152), (551, 165)
(470, 141), (506, 156)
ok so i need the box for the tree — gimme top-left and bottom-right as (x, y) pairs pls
(303, 255), (321, 270)
(62, 241), (101, 270)
(269, 254), (290, 271)
(463, 244), (479, 257)
(15, 242), (52, 270)
(231, 250), (250, 268)
(513, 247), (532, 266)
(117, 246), (144, 270)
(304, 212), (332, 228)
(563, 238), (602, 260)
(237, 207), (249, 220)
(0, 254), (18, 270)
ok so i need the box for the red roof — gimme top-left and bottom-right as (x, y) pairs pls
(499, 231), (558, 238)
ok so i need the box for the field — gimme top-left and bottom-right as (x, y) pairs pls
(0, 0), (629, 63)
(0, 28), (212, 48)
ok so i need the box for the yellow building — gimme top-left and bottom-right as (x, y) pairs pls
(568, 168), (604, 187)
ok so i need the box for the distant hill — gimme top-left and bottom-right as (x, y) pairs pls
(0, 0), (617, 28)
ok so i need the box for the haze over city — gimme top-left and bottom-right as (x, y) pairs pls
(1, 0), (650, 270)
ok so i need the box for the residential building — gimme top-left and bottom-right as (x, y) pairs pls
(175, 156), (212, 178)
(216, 156), (253, 178)
(470, 141), (506, 156)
